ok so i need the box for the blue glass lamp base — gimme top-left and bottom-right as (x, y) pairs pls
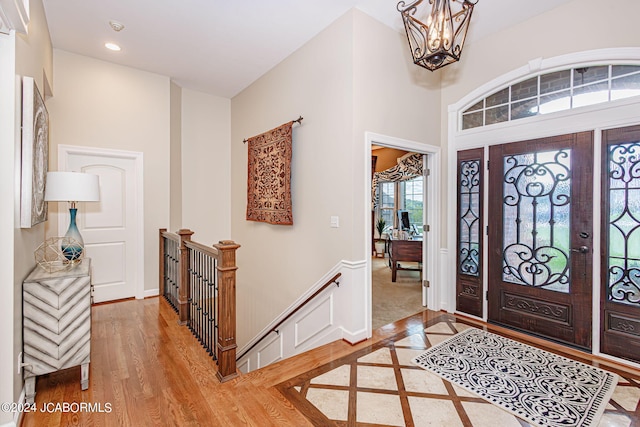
(62, 208), (84, 261)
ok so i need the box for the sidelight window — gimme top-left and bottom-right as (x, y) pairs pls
(606, 142), (640, 306)
(458, 160), (481, 276)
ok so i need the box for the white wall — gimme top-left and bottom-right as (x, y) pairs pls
(47, 50), (171, 293)
(180, 89), (231, 244)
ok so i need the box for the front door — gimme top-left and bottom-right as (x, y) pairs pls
(487, 132), (593, 349)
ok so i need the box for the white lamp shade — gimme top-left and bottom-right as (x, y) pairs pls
(44, 171), (100, 202)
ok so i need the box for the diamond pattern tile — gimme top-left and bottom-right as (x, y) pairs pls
(357, 392), (404, 426)
(305, 388), (349, 421)
(277, 314), (640, 427)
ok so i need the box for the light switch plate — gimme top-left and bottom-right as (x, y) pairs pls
(330, 216), (339, 228)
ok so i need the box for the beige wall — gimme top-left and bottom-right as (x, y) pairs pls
(352, 10), (440, 254)
(438, 0), (640, 241)
(180, 89), (231, 244)
(0, 30), (17, 424)
(47, 50), (171, 293)
(0, 0), (53, 416)
(352, 10), (440, 142)
(169, 81), (182, 232)
(5, 3), (639, 412)
(231, 11), (355, 346)
(230, 10), (441, 346)
(441, 0), (640, 107)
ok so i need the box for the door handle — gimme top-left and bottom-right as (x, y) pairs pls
(571, 246), (589, 254)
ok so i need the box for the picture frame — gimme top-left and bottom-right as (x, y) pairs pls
(20, 76), (49, 228)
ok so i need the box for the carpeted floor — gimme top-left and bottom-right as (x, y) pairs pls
(372, 255), (425, 330)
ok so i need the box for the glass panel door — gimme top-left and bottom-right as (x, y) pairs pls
(488, 132), (593, 349)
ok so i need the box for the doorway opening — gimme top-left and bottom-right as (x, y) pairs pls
(365, 132), (440, 332)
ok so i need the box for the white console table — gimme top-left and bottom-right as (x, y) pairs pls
(22, 259), (91, 404)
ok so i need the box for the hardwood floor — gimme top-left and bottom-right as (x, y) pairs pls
(20, 297), (640, 426)
(20, 297), (437, 426)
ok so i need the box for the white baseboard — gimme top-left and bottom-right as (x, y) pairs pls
(144, 288), (159, 298)
(3, 387), (27, 427)
(342, 327), (368, 344)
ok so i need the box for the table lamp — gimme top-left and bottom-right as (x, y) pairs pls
(44, 171), (100, 261)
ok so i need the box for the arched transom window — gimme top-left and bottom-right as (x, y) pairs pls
(462, 65), (640, 130)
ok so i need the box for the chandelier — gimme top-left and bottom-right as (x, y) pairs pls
(397, 0), (477, 71)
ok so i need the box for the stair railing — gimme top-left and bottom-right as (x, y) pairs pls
(159, 228), (240, 382)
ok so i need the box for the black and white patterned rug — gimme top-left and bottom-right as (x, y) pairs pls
(413, 328), (618, 427)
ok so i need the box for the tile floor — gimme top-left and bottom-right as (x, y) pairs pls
(277, 315), (640, 427)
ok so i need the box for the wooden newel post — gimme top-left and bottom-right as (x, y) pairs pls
(214, 240), (240, 382)
(159, 228), (167, 296)
(177, 229), (194, 325)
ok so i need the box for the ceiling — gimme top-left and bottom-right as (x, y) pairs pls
(41, 0), (573, 99)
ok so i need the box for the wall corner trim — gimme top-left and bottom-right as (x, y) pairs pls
(0, 0), (29, 34)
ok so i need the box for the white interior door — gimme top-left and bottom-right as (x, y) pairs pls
(60, 147), (141, 303)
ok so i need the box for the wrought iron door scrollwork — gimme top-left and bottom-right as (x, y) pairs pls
(607, 142), (640, 306)
(459, 160), (480, 276)
(502, 150), (571, 291)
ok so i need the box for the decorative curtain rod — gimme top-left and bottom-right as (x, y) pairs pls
(243, 116), (303, 143)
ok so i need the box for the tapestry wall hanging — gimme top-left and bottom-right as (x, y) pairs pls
(246, 121), (294, 225)
(20, 76), (49, 228)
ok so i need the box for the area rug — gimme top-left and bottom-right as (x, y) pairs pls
(246, 121), (293, 225)
(412, 328), (618, 427)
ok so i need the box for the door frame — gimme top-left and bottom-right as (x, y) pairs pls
(58, 144), (145, 300)
(447, 48), (640, 364)
(365, 132), (441, 330)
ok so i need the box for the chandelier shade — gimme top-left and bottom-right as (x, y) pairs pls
(398, 0), (477, 71)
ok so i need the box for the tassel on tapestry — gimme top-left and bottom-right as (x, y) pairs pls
(246, 121), (294, 225)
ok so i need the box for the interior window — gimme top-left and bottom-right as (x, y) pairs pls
(378, 177), (423, 236)
(401, 177), (423, 233)
(379, 181), (395, 229)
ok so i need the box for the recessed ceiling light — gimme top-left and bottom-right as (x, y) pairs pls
(105, 42), (121, 51)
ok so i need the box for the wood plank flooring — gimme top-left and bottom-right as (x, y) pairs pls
(20, 297), (439, 426)
(20, 297), (640, 426)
